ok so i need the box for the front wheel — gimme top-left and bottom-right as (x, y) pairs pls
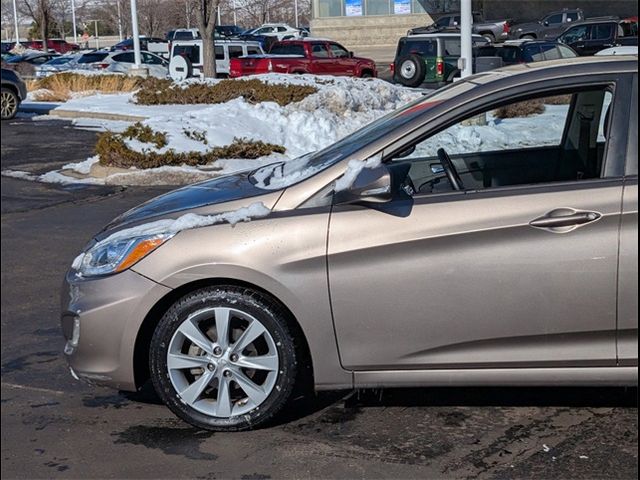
(1, 87), (20, 120)
(150, 286), (299, 431)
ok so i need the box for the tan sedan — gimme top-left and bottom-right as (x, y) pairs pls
(62, 56), (638, 431)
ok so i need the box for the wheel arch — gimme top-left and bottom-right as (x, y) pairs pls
(133, 277), (315, 392)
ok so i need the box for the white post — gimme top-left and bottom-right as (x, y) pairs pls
(130, 0), (143, 68)
(232, 0), (237, 26)
(460, 0), (473, 78)
(12, 0), (20, 43)
(116, 0), (124, 41)
(217, 6), (221, 25)
(294, 0), (299, 28)
(93, 20), (99, 49)
(70, 0), (78, 43)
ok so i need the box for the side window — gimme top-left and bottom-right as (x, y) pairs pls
(452, 16), (461, 26)
(113, 52), (135, 63)
(246, 46), (261, 55)
(560, 26), (588, 43)
(311, 44), (330, 58)
(546, 13), (563, 25)
(435, 16), (450, 28)
(558, 45), (577, 58)
(174, 45), (199, 64)
(228, 46), (244, 58)
(329, 43), (349, 58)
(277, 26), (287, 32)
(591, 24), (615, 40)
(393, 87), (613, 195)
(540, 44), (561, 60)
(443, 39), (461, 56)
(215, 46), (224, 60)
(566, 12), (580, 22)
(523, 45), (543, 62)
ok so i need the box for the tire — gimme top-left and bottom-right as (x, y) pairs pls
(481, 32), (496, 43)
(1, 87), (19, 120)
(360, 69), (374, 78)
(150, 286), (299, 431)
(395, 54), (426, 88)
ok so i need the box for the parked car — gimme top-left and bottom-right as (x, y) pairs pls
(392, 33), (489, 87)
(23, 38), (80, 53)
(509, 8), (584, 40)
(3, 52), (60, 77)
(169, 39), (264, 80)
(409, 11), (512, 43)
(73, 51), (111, 69)
(556, 18), (639, 56)
(620, 16), (639, 37)
(216, 25), (245, 38)
(92, 51), (169, 78)
(475, 40), (577, 66)
(63, 55), (638, 432)
(244, 23), (303, 41)
(166, 28), (201, 41)
(34, 54), (81, 78)
(111, 37), (169, 59)
(229, 39), (377, 78)
(1, 67), (27, 120)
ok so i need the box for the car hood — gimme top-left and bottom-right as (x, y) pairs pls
(96, 170), (281, 242)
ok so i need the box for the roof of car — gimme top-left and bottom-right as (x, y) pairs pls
(566, 18), (622, 26)
(405, 33), (487, 39)
(501, 39), (561, 46)
(483, 55), (637, 78)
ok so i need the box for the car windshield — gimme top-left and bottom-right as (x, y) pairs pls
(248, 80), (479, 190)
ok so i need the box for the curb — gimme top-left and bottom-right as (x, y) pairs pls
(48, 109), (147, 122)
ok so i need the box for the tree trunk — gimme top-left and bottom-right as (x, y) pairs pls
(197, 0), (219, 79)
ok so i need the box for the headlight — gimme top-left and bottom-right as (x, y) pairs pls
(72, 233), (174, 277)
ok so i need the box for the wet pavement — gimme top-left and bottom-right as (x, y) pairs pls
(1, 117), (638, 479)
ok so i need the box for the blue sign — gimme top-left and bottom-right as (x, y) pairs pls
(394, 0), (411, 14)
(345, 0), (363, 16)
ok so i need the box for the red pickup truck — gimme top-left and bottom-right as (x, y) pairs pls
(24, 39), (80, 54)
(229, 39), (377, 78)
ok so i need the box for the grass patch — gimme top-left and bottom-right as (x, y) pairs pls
(134, 78), (317, 106)
(29, 73), (144, 101)
(122, 122), (168, 149)
(96, 129), (285, 169)
(494, 99), (545, 119)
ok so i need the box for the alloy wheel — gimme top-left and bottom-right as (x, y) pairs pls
(1, 90), (18, 120)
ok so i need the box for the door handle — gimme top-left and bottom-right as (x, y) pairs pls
(530, 208), (601, 232)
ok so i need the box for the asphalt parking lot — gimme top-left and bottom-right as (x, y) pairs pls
(1, 117), (638, 479)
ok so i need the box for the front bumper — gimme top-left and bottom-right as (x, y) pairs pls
(61, 268), (171, 391)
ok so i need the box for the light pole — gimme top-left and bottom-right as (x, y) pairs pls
(116, 0), (124, 41)
(460, 0), (473, 78)
(129, 0), (146, 75)
(70, 0), (78, 43)
(294, 0), (299, 28)
(12, 0), (20, 43)
(232, 0), (237, 26)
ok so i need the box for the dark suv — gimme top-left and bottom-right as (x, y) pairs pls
(510, 9), (584, 40)
(557, 19), (639, 55)
(1, 68), (27, 120)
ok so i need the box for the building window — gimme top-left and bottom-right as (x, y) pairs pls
(411, 0), (425, 13)
(318, 0), (343, 17)
(366, 0), (390, 15)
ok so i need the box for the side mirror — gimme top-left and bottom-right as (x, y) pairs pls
(348, 51), (354, 58)
(334, 164), (393, 205)
(543, 21), (549, 26)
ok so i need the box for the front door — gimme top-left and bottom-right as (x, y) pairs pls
(328, 81), (626, 371)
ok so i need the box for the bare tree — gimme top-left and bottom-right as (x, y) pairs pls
(20, 0), (53, 48)
(196, 0), (220, 78)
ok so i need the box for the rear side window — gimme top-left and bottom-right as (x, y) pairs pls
(228, 46), (244, 58)
(311, 44), (330, 58)
(591, 24), (615, 40)
(174, 45), (200, 64)
(398, 39), (437, 58)
(270, 44), (305, 56)
(546, 13), (563, 25)
(566, 12), (580, 22)
(247, 46), (262, 55)
(442, 39), (461, 56)
(173, 31), (194, 40)
(494, 46), (521, 63)
(523, 44), (544, 62)
(215, 46), (224, 60)
(77, 52), (108, 63)
(540, 44), (561, 60)
(113, 52), (135, 63)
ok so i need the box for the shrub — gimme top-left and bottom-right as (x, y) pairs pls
(122, 122), (168, 149)
(134, 78), (317, 106)
(544, 94), (573, 105)
(29, 73), (144, 101)
(96, 132), (285, 169)
(494, 99), (545, 119)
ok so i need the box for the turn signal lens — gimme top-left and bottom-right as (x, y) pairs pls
(115, 237), (167, 272)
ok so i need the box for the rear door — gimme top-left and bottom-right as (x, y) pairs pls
(584, 23), (617, 55)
